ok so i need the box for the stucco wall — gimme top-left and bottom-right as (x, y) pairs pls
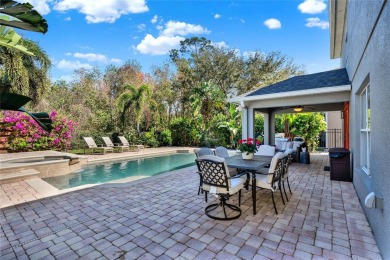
(342, 0), (390, 258)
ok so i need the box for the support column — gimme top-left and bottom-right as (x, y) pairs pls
(241, 107), (248, 139)
(248, 107), (255, 139)
(270, 113), (276, 145)
(263, 113), (270, 145)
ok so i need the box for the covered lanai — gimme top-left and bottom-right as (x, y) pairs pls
(229, 68), (351, 147)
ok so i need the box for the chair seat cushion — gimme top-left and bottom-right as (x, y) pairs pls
(254, 174), (273, 189)
(203, 176), (246, 195)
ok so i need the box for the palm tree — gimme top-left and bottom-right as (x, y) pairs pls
(117, 84), (151, 133)
(0, 38), (51, 104)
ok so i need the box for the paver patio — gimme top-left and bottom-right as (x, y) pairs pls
(0, 153), (382, 259)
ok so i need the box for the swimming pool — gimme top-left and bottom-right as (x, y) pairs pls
(43, 153), (196, 189)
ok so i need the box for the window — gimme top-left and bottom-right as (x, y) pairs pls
(360, 83), (370, 174)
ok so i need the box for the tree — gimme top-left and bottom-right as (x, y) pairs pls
(117, 84), (151, 133)
(239, 51), (304, 93)
(0, 38), (51, 104)
(190, 81), (225, 127)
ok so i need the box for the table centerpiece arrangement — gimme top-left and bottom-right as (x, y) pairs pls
(238, 138), (260, 159)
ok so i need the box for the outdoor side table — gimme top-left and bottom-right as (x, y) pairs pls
(300, 152), (310, 164)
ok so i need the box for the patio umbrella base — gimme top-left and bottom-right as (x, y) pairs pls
(205, 196), (241, 221)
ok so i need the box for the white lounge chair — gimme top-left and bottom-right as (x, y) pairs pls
(118, 136), (143, 151)
(102, 137), (131, 153)
(83, 137), (114, 154)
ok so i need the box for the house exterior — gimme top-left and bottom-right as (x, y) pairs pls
(230, 0), (389, 257)
(331, 0), (390, 258)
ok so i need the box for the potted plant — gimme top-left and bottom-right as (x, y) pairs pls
(300, 142), (308, 152)
(238, 138), (260, 159)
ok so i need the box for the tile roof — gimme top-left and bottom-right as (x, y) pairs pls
(247, 68), (350, 97)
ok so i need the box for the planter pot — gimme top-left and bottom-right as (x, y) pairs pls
(242, 152), (254, 160)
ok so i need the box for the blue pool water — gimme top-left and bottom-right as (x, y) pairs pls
(43, 153), (196, 189)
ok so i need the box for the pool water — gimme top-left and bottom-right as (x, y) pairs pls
(43, 153), (196, 189)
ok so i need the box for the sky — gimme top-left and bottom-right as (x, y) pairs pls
(18, 0), (340, 82)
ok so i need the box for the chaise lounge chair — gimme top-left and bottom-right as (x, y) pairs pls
(118, 136), (144, 151)
(102, 137), (131, 153)
(83, 137), (114, 154)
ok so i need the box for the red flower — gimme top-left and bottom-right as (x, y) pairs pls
(247, 137), (253, 141)
(255, 140), (260, 145)
(247, 141), (252, 145)
(238, 139), (243, 144)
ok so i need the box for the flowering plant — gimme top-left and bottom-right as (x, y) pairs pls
(0, 110), (77, 152)
(237, 138), (260, 155)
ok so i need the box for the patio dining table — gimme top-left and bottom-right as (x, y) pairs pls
(225, 155), (273, 215)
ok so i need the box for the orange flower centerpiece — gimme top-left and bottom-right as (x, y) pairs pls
(238, 138), (260, 159)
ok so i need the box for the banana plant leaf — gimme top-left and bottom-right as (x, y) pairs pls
(0, 0), (48, 33)
(0, 24), (33, 55)
(0, 92), (52, 132)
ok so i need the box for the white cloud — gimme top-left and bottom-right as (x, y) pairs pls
(240, 19), (246, 24)
(64, 17), (71, 21)
(161, 21), (210, 36)
(151, 15), (158, 24)
(57, 59), (92, 70)
(212, 41), (228, 48)
(110, 58), (122, 63)
(305, 17), (329, 29)
(67, 52), (121, 63)
(73, 52), (107, 62)
(264, 18), (282, 29)
(135, 20), (210, 56)
(54, 0), (149, 23)
(214, 14), (221, 19)
(298, 0), (326, 14)
(17, 0), (52, 15)
(135, 34), (184, 55)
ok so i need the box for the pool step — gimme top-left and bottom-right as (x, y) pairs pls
(0, 169), (40, 185)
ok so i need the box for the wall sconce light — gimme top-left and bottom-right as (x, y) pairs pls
(341, 111), (344, 119)
(293, 106), (303, 112)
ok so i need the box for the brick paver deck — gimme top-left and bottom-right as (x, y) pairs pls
(0, 153), (382, 259)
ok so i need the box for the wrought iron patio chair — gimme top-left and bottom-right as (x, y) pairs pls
(196, 155), (247, 220)
(214, 146), (230, 158)
(195, 147), (215, 157)
(282, 148), (294, 200)
(215, 146), (239, 176)
(194, 148), (215, 201)
(254, 152), (286, 214)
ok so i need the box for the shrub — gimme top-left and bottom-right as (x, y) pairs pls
(170, 117), (200, 146)
(0, 110), (77, 152)
(141, 129), (159, 147)
(159, 129), (172, 146)
(290, 113), (326, 151)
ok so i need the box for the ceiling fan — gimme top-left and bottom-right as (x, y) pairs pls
(292, 105), (315, 112)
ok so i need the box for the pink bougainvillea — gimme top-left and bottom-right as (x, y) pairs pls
(0, 110), (77, 152)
